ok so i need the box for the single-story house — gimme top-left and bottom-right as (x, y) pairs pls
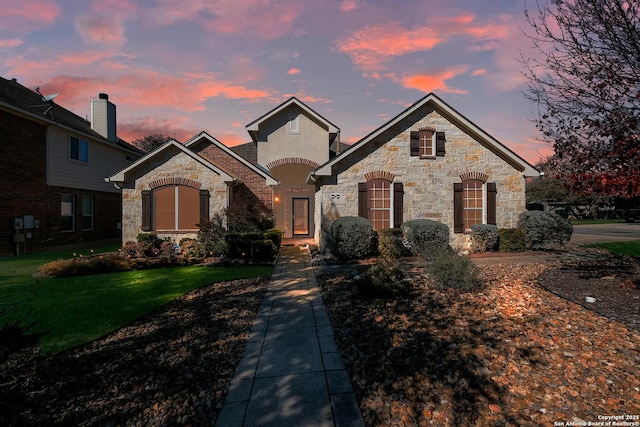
(107, 93), (539, 250)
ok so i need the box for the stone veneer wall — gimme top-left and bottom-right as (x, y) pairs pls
(120, 149), (228, 244)
(316, 105), (526, 250)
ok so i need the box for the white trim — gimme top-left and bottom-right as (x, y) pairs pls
(106, 139), (236, 184)
(183, 131), (279, 186)
(313, 93), (539, 178)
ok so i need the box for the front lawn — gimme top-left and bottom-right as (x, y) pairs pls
(0, 247), (272, 354)
(585, 240), (640, 257)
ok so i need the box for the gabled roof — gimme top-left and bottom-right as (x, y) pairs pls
(245, 97), (340, 142)
(0, 76), (142, 155)
(184, 131), (278, 186)
(107, 139), (235, 185)
(313, 93), (539, 178)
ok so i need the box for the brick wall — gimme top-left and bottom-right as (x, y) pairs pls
(191, 141), (273, 211)
(0, 109), (122, 254)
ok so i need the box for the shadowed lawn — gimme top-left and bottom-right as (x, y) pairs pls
(0, 247), (272, 354)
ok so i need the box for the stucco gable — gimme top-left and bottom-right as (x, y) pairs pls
(106, 139), (235, 185)
(313, 93), (539, 179)
(245, 97), (339, 141)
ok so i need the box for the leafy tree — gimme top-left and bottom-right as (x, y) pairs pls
(131, 134), (172, 153)
(521, 0), (640, 197)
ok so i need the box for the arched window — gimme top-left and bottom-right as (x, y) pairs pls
(453, 180), (497, 233)
(462, 179), (484, 230)
(358, 179), (404, 231)
(141, 185), (209, 231)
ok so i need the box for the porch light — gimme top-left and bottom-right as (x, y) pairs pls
(274, 196), (280, 202)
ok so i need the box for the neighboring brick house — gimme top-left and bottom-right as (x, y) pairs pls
(0, 77), (142, 255)
(108, 94), (539, 250)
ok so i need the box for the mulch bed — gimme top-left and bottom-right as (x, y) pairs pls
(0, 277), (268, 427)
(318, 250), (640, 426)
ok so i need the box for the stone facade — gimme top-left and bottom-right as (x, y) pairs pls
(119, 147), (229, 243)
(314, 102), (530, 250)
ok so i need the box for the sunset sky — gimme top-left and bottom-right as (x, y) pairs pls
(0, 0), (553, 164)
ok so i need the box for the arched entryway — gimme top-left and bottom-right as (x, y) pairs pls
(269, 162), (317, 238)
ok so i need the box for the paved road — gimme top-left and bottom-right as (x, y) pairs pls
(570, 223), (640, 244)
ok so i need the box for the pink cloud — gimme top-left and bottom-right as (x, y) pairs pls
(0, 1), (60, 31)
(0, 39), (23, 48)
(152, 0), (302, 40)
(337, 22), (443, 73)
(75, 15), (127, 46)
(339, 0), (362, 12)
(287, 68), (301, 75)
(401, 66), (470, 94)
(90, 0), (139, 14)
(225, 56), (266, 83)
(472, 68), (487, 76)
(118, 116), (196, 143)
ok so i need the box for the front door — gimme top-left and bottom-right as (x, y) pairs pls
(292, 198), (309, 235)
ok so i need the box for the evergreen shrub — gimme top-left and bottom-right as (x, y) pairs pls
(427, 252), (482, 291)
(498, 228), (526, 252)
(377, 228), (411, 259)
(470, 224), (499, 252)
(251, 239), (275, 262)
(331, 216), (377, 260)
(517, 210), (573, 249)
(357, 261), (412, 299)
(401, 219), (451, 260)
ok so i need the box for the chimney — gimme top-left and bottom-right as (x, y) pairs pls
(91, 93), (117, 142)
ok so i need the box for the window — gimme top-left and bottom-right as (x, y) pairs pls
(369, 179), (391, 231)
(82, 195), (94, 230)
(70, 137), (89, 162)
(463, 180), (484, 230)
(61, 193), (75, 232)
(287, 113), (300, 134)
(454, 181), (497, 233)
(358, 180), (404, 231)
(410, 130), (446, 157)
(150, 185), (202, 231)
(419, 129), (434, 157)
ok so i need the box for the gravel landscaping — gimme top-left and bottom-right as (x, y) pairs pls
(1, 248), (639, 426)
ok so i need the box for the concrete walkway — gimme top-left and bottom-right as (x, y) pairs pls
(216, 245), (365, 427)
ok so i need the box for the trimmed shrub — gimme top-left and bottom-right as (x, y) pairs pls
(401, 219), (451, 260)
(427, 252), (482, 291)
(357, 261), (412, 299)
(498, 228), (526, 252)
(263, 229), (283, 252)
(179, 238), (208, 258)
(377, 228), (411, 260)
(517, 210), (574, 249)
(197, 212), (227, 256)
(225, 232), (263, 259)
(35, 254), (133, 278)
(471, 224), (499, 252)
(331, 216), (378, 260)
(251, 239), (275, 262)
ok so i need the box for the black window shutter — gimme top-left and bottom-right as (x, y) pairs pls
(199, 189), (210, 225)
(410, 131), (420, 156)
(393, 182), (404, 228)
(436, 131), (446, 157)
(358, 182), (368, 218)
(453, 183), (464, 233)
(141, 190), (151, 231)
(487, 182), (497, 225)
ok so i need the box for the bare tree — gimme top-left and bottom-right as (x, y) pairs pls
(521, 0), (640, 197)
(131, 134), (172, 153)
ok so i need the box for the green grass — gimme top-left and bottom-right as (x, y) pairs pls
(0, 246), (272, 354)
(585, 240), (640, 257)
